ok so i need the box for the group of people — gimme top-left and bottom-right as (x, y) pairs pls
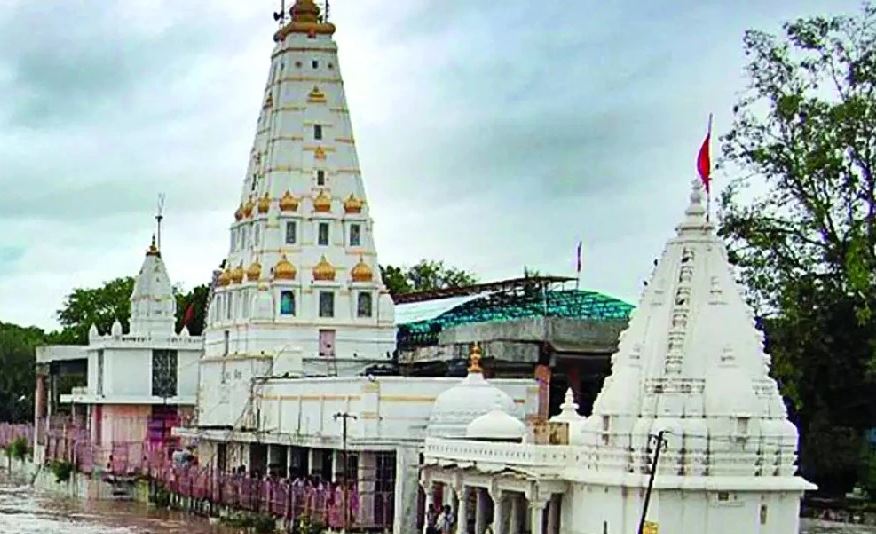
(426, 504), (456, 534)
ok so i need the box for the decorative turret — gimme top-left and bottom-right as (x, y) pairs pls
(257, 193), (271, 214)
(129, 236), (176, 337)
(308, 86), (327, 103)
(343, 194), (363, 214)
(230, 263), (245, 284)
(312, 255), (336, 281)
(279, 191), (299, 212)
(274, 254), (297, 281)
(241, 197), (254, 218)
(312, 190), (332, 213)
(351, 256), (373, 282)
(274, 0), (336, 41)
(246, 259), (262, 281)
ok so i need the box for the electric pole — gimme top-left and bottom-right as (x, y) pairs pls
(637, 430), (666, 534)
(334, 411), (358, 533)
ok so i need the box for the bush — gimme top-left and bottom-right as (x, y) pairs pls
(151, 486), (171, 507)
(7, 437), (28, 461)
(49, 460), (74, 483)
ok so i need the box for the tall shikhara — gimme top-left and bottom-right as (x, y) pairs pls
(202, 0), (395, 389)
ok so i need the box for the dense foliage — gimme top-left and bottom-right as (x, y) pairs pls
(720, 3), (876, 494)
(0, 322), (43, 423)
(380, 260), (478, 295)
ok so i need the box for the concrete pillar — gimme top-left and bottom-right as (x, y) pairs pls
(35, 373), (46, 419)
(491, 489), (504, 534)
(547, 496), (559, 534)
(393, 447), (421, 534)
(456, 486), (469, 534)
(508, 494), (520, 534)
(530, 500), (546, 534)
(475, 488), (489, 534)
(358, 451), (376, 525)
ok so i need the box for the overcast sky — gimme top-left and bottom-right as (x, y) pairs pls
(0, 0), (861, 330)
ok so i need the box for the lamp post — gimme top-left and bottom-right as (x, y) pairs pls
(637, 431), (667, 534)
(333, 411), (358, 533)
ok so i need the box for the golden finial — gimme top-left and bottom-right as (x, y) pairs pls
(274, 0), (336, 41)
(279, 190), (299, 212)
(242, 197), (254, 218)
(312, 189), (332, 212)
(312, 254), (337, 281)
(247, 258), (262, 281)
(314, 146), (327, 160)
(468, 343), (483, 374)
(343, 193), (363, 214)
(230, 263), (245, 284)
(146, 235), (161, 257)
(308, 86), (327, 103)
(351, 255), (373, 282)
(274, 254), (298, 281)
(257, 193), (271, 213)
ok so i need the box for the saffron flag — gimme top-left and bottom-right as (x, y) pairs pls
(576, 242), (582, 274)
(183, 303), (195, 326)
(697, 114), (713, 194)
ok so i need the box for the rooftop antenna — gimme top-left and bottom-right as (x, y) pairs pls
(155, 193), (165, 250)
(273, 0), (289, 25)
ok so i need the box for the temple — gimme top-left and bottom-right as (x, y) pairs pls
(420, 180), (814, 534)
(34, 239), (202, 474)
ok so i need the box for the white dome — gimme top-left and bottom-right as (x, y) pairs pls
(427, 372), (516, 438)
(427, 344), (516, 439)
(466, 407), (525, 441)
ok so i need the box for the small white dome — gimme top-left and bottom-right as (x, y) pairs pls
(427, 344), (516, 439)
(111, 320), (123, 337)
(466, 407), (525, 441)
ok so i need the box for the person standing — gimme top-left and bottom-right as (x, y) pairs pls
(437, 504), (455, 534)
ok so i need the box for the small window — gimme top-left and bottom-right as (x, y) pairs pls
(280, 291), (296, 316)
(226, 292), (233, 319)
(286, 221), (297, 244)
(314, 124), (322, 140)
(295, 61), (302, 69)
(312, 60), (319, 69)
(357, 292), (373, 318)
(152, 350), (179, 398)
(350, 224), (361, 247)
(318, 222), (329, 246)
(223, 330), (230, 357)
(327, 62), (334, 70)
(319, 291), (335, 318)
(316, 170), (326, 186)
(254, 224), (260, 245)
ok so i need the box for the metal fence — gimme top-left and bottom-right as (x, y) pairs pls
(29, 420), (394, 530)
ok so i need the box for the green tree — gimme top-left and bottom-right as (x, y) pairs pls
(0, 321), (45, 423)
(380, 260), (478, 295)
(174, 284), (210, 336)
(53, 277), (134, 344)
(720, 3), (876, 494)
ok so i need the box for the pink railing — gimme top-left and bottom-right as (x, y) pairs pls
(0, 423), (34, 449)
(15, 419), (394, 529)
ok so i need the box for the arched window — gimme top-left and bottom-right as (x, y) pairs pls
(357, 292), (373, 318)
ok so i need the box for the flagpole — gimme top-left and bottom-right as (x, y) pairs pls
(706, 113), (713, 223)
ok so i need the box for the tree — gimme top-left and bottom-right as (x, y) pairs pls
(720, 3), (876, 494)
(174, 284), (210, 336)
(52, 276), (134, 345)
(380, 260), (478, 296)
(0, 322), (44, 423)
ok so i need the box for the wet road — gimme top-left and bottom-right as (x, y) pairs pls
(0, 471), (235, 534)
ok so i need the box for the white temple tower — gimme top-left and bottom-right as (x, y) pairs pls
(197, 0), (396, 427)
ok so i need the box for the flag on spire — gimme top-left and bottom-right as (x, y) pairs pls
(576, 241), (582, 274)
(697, 114), (713, 194)
(183, 303), (195, 327)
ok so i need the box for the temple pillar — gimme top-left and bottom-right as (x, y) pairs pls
(530, 500), (547, 534)
(547, 495), (559, 534)
(508, 493), (520, 534)
(489, 487), (505, 534)
(475, 488), (489, 534)
(422, 480), (434, 534)
(456, 486), (469, 534)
